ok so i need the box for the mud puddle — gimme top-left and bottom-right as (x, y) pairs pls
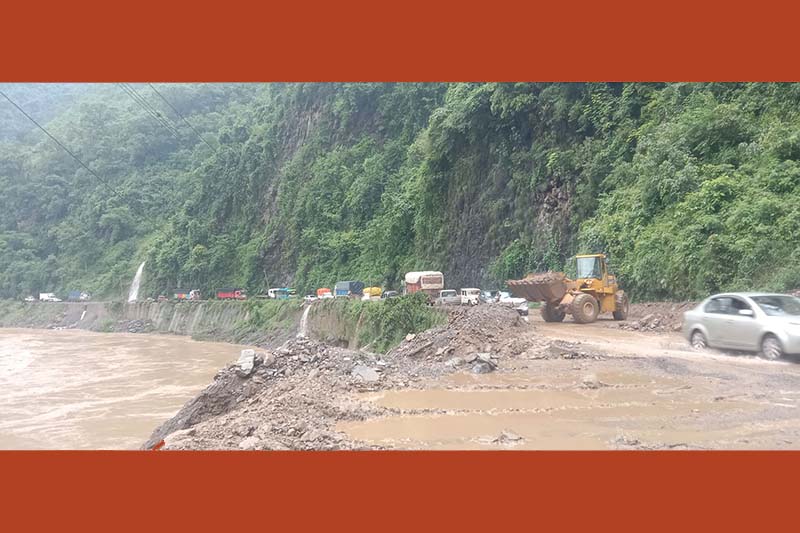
(338, 356), (800, 449)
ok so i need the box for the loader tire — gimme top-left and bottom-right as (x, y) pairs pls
(612, 291), (629, 321)
(540, 303), (565, 322)
(571, 293), (599, 324)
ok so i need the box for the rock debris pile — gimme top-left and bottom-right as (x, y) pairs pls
(617, 302), (695, 332)
(145, 305), (539, 450)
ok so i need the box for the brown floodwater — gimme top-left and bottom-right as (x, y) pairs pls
(0, 328), (245, 450)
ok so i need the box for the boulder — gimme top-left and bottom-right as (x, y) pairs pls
(261, 352), (277, 368)
(237, 349), (256, 376)
(445, 357), (464, 368)
(471, 361), (494, 374)
(352, 365), (380, 382)
(238, 436), (261, 450)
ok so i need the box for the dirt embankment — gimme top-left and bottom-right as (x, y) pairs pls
(145, 305), (533, 450)
(0, 300), (304, 346)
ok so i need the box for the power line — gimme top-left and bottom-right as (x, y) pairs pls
(122, 83), (182, 137)
(118, 83), (183, 139)
(0, 89), (121, 197)
(118, 83), (173, 134)
(148, 83), (217, 152)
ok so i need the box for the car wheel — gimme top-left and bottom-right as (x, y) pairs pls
(690, 330), (707, 351)
(760, 334), (784, 361)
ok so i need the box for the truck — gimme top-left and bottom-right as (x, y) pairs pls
(67, 291), (90, 302)
(361, 286), (382, 300)
(435, 289), (460, 305)
(460, 288), (481, 306)
(334, 281), (365, 298)
(216, 288), (247, 300)
(506, 253), (629, 324)
(39, 292), (61, 302)
(403, 271), (444, 301)
(173, 289), (191, 300)
(316, 288), (333, 299)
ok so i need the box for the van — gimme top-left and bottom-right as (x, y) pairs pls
(460, 288), (481, 306)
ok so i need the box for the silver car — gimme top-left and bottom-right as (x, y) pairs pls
(682, 293), (800, 360)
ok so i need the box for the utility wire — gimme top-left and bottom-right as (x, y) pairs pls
(118, 82), (175, 135)
(122, 83), (182, 137)
(0, 89), (121, 197)
(148, 83), (217, 151)
(118, 83), (182, 139)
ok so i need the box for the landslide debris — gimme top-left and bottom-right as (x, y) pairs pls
(522, 271), (565, 283)
(616, 302), (696, 332)
(144, 305), (539, 450)
(389, 304), (532, 362)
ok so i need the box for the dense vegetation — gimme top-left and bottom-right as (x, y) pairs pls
(335, 292), (445, 353)
(2, 82), (800, 302)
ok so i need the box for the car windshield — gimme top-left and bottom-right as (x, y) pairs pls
(441, 290), (456, 297)
(751, 295), (800, 316)
(576, 257), (601, 279)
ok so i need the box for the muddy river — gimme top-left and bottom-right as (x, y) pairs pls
(0, 328), (244, 449)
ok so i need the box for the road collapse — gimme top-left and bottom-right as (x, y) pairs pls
(143, 305), (539, 450)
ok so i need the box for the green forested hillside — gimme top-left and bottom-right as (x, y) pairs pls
(1, 83), (799, 301)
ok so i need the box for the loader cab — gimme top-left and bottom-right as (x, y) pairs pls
(576, 254), (605, 280)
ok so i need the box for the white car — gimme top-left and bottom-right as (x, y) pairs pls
(24, 296), (36, 302)
(499, 291), (526, 306)
(303, 295), (318, 303)
(682, 292), (800, 360)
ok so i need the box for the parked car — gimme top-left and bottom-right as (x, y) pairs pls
(460, 288), (481, 306)
(480, 290), (498, 304)
(682, 292), (800, 360)
(304, 294), (318, 302)
(24, 295), (36, 302)
(316, 288), (334, 299)
(435, 289), (460, 305)
(515, 302), (529, 317)
(39, 293), (61, 302)
(499, 291), (526, 306)
(381, 290), (399, 299)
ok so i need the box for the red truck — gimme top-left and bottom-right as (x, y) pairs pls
(404, 271), (444, 301)
(216, 288), (247, 300)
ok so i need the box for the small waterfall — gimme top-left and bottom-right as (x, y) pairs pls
(127, 261), (146, 303)
(297, 304), (312, 338)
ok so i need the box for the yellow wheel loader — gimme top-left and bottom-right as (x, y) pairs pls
(506, 254), (629, 324)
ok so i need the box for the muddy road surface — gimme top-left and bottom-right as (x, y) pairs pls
(155, 305), (800, 450)
(338, 312), (800, 450)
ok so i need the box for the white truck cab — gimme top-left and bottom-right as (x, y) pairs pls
(460, 288), (481, 306)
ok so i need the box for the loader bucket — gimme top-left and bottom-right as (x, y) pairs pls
(506, 272), (568, 303)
